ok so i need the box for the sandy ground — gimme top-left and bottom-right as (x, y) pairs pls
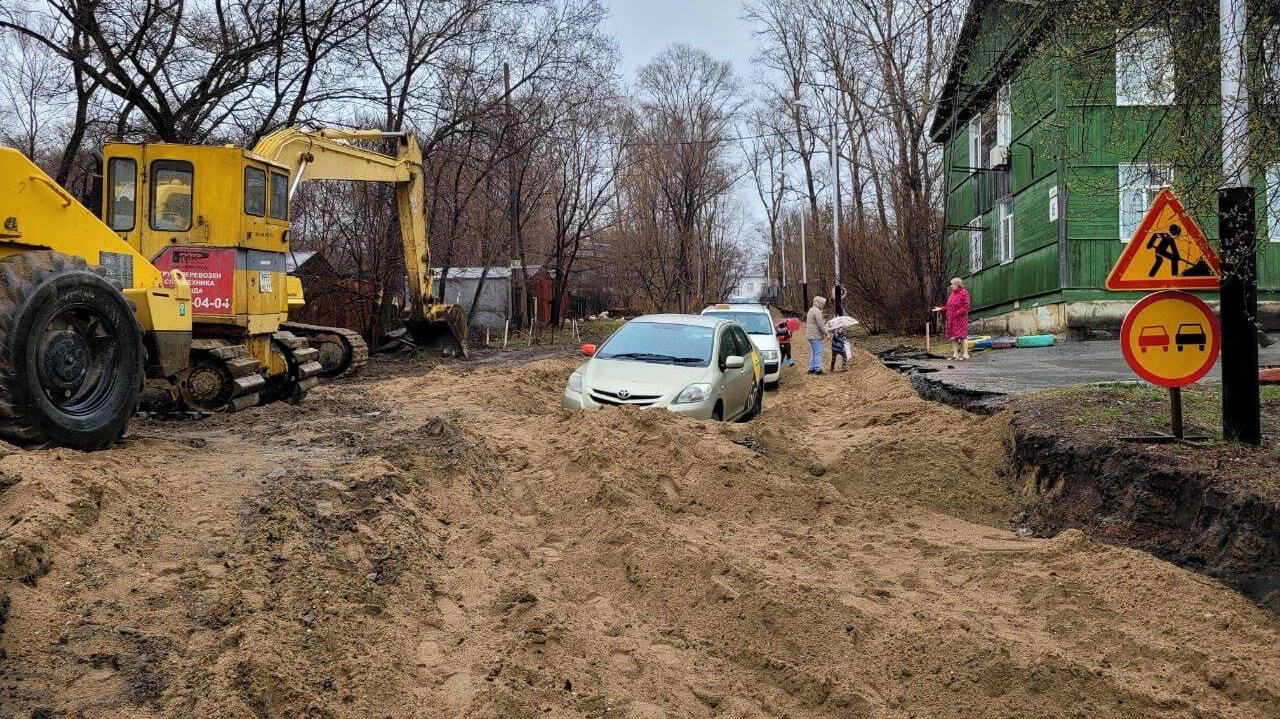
(1, 340), (1279, 718)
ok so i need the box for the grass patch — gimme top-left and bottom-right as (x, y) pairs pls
(1025, 382), (1280, 442)
(850, 330), (928, 355)
(1017, 382), (1280, 499)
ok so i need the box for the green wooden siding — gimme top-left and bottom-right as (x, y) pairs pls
(937, 2), (1280, 318)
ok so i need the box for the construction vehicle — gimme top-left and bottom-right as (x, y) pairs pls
(253, 128), (468, 372)
(0, 128), (467, 450)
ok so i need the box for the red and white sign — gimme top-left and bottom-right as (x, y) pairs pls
(155, 247), (236, 315)
(1120, 290), (1221, 388)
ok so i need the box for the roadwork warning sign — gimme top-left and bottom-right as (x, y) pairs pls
(1105, 188), (1221, 291)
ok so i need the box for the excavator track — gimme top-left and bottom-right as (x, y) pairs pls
(280, 322), (369, 378)
(263, 331), (325, 404)
(179, 341), (266, 413)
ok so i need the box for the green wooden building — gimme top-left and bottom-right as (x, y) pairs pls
(931, 0), (1280, 336)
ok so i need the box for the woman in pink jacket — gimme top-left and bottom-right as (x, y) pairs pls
(933, 277), (971, 360)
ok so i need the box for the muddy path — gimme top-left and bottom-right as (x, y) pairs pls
(2, 342), (1278, 718)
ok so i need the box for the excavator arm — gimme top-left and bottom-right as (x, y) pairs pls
(253, 128), (467, 356)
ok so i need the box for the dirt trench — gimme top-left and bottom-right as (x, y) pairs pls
(1011, 413), (1280, 612)
(1, 343), (1279, 718)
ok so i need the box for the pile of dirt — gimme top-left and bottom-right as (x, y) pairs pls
(2, 344), (1279, 717)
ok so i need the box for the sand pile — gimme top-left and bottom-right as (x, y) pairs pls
(1, 344), (1278, 717)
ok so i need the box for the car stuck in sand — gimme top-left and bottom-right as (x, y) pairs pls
(562, 314), (764, 421)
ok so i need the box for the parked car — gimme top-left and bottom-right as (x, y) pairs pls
(700, 302), (782, 388)
(1138, 325), (1170, 353)
(562, 314), (764, 422)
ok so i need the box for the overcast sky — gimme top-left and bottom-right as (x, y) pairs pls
(602, 0), (760, 92)
(602, 0), (769, 270)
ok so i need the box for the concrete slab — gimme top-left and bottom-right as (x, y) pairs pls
(902, 335), (1280, 395)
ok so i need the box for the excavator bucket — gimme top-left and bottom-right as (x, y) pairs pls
(405, 303), (470, 358)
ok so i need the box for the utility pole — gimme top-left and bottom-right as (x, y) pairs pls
(504, 62), (529, 331)
(1219, 0), (1260, 444)
(779, 172), (787, 308)
(830, 119), (840, 284)
(830, 117), (843, 315)
(800, 208), (809, 308)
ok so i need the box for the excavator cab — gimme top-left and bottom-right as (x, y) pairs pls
(100, 144), (292, 324)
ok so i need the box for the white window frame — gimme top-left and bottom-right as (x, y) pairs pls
(997, 200), (1014, 264)
(967, 116), (981, 172)
(1267, 165), (1280, 243)
(1266, 25), (1280, 101)
(1118, 163), (1173, 241)
(968, 216), (983, 272)
(996, 84), (1012, 147)
(1116, 27), (1174, 106)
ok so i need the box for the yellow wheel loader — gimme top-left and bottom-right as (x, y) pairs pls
(0, 128), (467, 450)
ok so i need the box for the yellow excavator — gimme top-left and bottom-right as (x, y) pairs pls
(0, 128), (467, 449)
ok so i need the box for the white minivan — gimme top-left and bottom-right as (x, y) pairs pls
(700, 303), (782, 388)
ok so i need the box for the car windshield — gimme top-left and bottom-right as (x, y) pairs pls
(703, 310), (773, 335)
(596, 321), (714, 366)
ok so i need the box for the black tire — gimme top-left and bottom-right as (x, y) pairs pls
(0, 251), (144, 449)
(712, 401), (724, 422)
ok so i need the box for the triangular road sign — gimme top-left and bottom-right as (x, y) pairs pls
(1105, 188), (1221, 291)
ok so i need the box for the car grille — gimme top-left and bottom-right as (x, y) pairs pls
(589, 388), (662, 407)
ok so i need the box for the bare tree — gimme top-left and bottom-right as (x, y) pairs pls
(630, 44), (742, 312)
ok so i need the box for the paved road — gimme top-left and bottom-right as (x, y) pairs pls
(900, 335), (1280, 395)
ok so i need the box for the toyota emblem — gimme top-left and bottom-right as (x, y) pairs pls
(617, 389), (631, 399)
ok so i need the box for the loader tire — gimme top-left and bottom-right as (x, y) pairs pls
(0, 251), (144, 449)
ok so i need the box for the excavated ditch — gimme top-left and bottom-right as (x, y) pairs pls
(886, 358), (1280, 612)
(1011, 416), (1280, 612)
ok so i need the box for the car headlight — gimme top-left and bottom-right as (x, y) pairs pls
(567, 372), (583, 393)
(760, 350), (778, 361)
(675, 383), (711, 404)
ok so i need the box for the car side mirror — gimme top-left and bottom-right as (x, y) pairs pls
(723, 355), (745, 370)
(581, 343), (596, 357)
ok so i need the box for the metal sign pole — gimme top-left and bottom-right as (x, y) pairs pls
(1170, 387), (1184, 440)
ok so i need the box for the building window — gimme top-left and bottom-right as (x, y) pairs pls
(1268, 165), (1280, 242)
(967, 116), (981, 171)
(244, 167), (266, 217)
(106, 158), (136, 232)
(979, 105), (996, 168)
(150, 160), (194, 232)
(996, 84), (1011, 146)
(998, 200), (1014, 263)
(968, 217), (982, 272)
(269, 171), (289, 220)
(1118, 163), (1172, 240)
(1266, 25), (1280, 104)
(1116, 27), (1174, 106)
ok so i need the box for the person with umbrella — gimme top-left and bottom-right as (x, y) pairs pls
(825, 314), (858, 372)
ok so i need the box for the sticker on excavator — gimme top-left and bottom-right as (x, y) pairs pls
(154, 247), (235, 315)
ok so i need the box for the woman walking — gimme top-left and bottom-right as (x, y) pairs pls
(934, 278), (971, 360)
(805, 296), (829, 375)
